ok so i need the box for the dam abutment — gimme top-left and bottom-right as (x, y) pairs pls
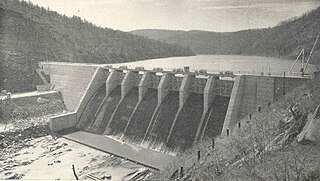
(222, 75), (308, 137)
(46, 64), (108, 132)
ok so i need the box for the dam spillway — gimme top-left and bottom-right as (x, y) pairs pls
(123, 88), (158, 144)
(106, 86), (139, 136)
(142, 90), (180, 152)
(79, 83), (106, 131)
(41, 62), (308, 169)
(91, 85), (122, 134)
(203, 95), (230, 138)
(167, 92), (204, 150)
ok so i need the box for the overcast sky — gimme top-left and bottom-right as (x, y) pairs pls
(27, 0), (320, 32)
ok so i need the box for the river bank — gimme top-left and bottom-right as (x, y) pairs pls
(0, 92), (152, 180)
(0, 115), (153, 180)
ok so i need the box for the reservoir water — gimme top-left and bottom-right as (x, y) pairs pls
(114, 55), (317, 76)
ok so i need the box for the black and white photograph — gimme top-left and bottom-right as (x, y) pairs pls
(1, 0), (320, 180)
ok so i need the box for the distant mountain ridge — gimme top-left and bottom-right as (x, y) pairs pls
(131, 7), (320, 61)
(0, 0), (194, 92)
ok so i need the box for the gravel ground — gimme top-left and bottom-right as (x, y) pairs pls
(0, 94), (153, 180)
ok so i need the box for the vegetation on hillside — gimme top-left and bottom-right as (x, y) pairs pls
(132, 7), (320, 62)
(0, 0), (194, 93)
(154, 75), (320, 180)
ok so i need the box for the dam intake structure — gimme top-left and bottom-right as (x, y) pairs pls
(40, 62), (308, 170)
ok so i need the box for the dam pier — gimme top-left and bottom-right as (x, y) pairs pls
(37, 62), (307, 170)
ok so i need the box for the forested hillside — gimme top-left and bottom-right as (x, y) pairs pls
(0, 0), (194, 93)
(132, 7), (320, 61)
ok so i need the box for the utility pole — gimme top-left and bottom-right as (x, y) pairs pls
(1, 92), (11, 130)
(283, 72), (286, 96)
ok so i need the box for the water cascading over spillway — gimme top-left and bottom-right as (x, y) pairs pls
(66, 67), (235, 157)
(123, 88), (158, 144)
(75, 82), (232, 156)
(142, 91), (180, 152)
(167, 93), (204, 150)
(85, 85), (122, 134)
(202, 96), (230, 138)
(77, 83), (106, 130)
(76, 84), (230, 153)
(105, 87), (139, 137)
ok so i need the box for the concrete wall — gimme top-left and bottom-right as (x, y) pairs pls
(221, 76), (245, 136)
(75, 67), (108, 128)
(240, 76), (301, 118)
(122, 72), (156, 136)
(194, 76), (218, 141)
(216, 80), (234, 96)
(222, 75), (306, 137)
(139, 72), (153, 101)
(256, 76), (274, 108)
(50, 112), (77, 132)
(222, 75), (274, 135)
(141, 73), (174, 142)
(193, 78), (207, 93)
(179, 75), (195, 107)
(42, 63), (108, 132)
(121, 71), (139, 99)
(35, 69), (50, 85)
(203, 76), (218, 111)
(240, 76), (258, 117)
(36, 85), (52, 92)
(166, 75), (196, 142)
(41, 63), (98, 112)
(274, 77), (307, 101)
(158, 73), (174, 105)
(238, 76), (274, 117)
(106, 70), (124, 96)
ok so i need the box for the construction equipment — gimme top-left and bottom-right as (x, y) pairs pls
(289, 35), (320, 76)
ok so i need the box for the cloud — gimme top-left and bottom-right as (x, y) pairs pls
(194, 0), (222, 1)
(199, 2), (289, 10)
(136, 0), (155, 2)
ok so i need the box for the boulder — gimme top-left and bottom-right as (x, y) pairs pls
(0, 142), (8, 148)
(277, 114), (307, 147)
(298, 104), (320, 145)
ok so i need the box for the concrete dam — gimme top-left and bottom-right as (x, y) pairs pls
(38, 62), (307, 170)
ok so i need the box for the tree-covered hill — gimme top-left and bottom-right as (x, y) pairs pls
(0, 0), (194, 93)
(131, 7), (320, 61)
